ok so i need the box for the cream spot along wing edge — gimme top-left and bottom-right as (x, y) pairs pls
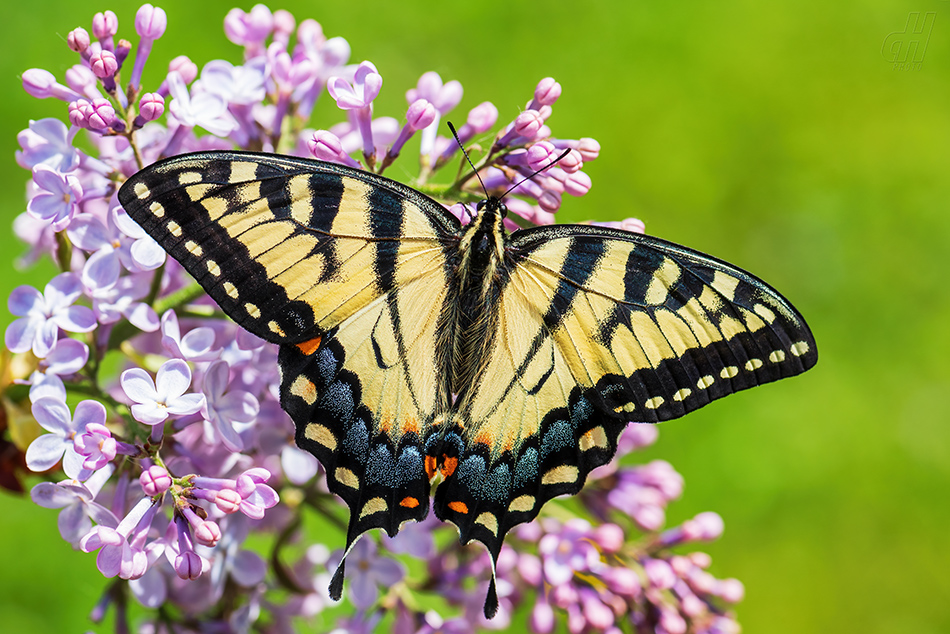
(435, 222), (817, 566)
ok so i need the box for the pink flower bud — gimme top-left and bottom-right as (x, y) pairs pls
(563, 170), (591, 196)
(670, 555), (693, 576)
(308, 130), (345, 161)
(530, 599), (555, 634)
(135, 4), (167, 39)
(557, 148), (583, 173)
(717, 578), (745, 603)
(140, 465), (172, 496)
(274, 9), (296, 37)
(538, 190), (561, 213)
(526, 141), (557, 171)
(517, 553), (542, 585)
(467, 101), (498, 133)
(514, 110), (544, 139)
(115, 39), (132, 67)
(687, 568), (717, 594)
(175, 552), (202, 580)
(68, 28), (90, 53)
(65, 64), (97, 96)
(693, 511), (724, 540)
(86, 98), (116, 129)
(194, 520), (221, 547)
(214, 488), (242, 514)
(406, 99), (437, 130)
(603, 567), (641, 596)
(138, 93), (165, 121)
(592, 522), (624, 552)
(620, 217), (646, 234)
(296, 19), (324, 48)
(168, 55), (197, 84)
(534, 77), (561, 106)
(644, 558), (676, 590)
(89, 50), (118, 79)
(576, 137), (600, 161)
(92, 10), (119, 40)
(68, 100), (89, 127)
(581, 591), (614, 630)
(22, 68), (55, 98)
(680, 592), (706, 617)
(659, 608), (687, 634)
(689, 551), (712, 568)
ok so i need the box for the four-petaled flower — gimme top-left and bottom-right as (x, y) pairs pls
(121, 358), (205, 426)
(201, 360), (259, 452)
(25, 397), (106, 480)
(30, 467), (118, 545)
(5, 272), (96, 358)
(26, 164), (83, 231)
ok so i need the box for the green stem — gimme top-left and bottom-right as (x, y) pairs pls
(270, 511), (310, 594)
(54, 231), (73, 273)
(144, 262), (165, 306)
(153, 283), (206, 315)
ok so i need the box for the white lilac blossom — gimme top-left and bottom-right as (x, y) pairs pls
(2, 4), (741, 634)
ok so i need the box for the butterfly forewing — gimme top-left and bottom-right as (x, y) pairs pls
(119, 152), (461, 343)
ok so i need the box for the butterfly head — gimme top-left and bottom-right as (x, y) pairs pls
(476, 196), (508, 220)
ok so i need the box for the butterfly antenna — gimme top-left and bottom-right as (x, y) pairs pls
(502, 147), (572, 199)
(448, 121), (490, 200)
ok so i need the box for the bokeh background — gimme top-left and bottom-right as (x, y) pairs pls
(2, 1), (948, 632)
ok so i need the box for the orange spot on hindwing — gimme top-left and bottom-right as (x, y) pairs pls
(448, 501), (469, 514)
(296, 336), (322, 355)
(399, 497), (420, 508)
(440, 456), (458, 478)
(424, 455), (438, 480)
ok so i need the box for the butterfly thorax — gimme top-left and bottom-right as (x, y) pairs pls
(444, 197), (510, 407)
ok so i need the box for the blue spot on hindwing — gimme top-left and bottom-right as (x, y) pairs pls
(484, 463), (511, 502)
(571, 396), (593, 425)
(515, 448), (538, 488)
(320, 381), (354, 421)
(443, 431), (464, 455)
(343, 421), (369, 463)
(366, 444), (394, 484)
(541, 418), (573, 459)
(456, 455), (487, 493)
(315, 348), (337, 385)
(396, 447), (423, 487)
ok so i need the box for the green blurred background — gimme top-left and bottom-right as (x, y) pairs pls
(2, 1), (948, 632)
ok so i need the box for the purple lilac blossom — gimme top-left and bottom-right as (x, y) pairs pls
(121, 359), (205, 426)
(5, 273), (96, 357)
(4, 5), (741, 634)
(27, 164), (83, 231)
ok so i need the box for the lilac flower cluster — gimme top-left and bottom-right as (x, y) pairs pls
(5, 3), (740, 633)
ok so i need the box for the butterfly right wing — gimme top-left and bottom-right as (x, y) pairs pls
(434, 223), (816, 615)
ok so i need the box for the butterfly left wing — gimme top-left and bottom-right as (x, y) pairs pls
(434, 224), (817, 613)
(119, 151), (463, 591)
